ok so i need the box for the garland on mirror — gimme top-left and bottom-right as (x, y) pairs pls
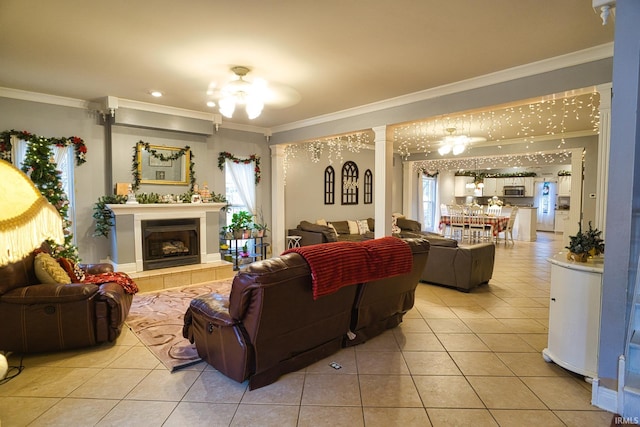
(131, 141), (195, 191)
(217, 152), (261, 184)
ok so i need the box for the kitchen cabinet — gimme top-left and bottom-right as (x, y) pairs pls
(554, 210), (570, 233)
(558, 176), (572, 196)
(482, 178), (498, 196)
(503, 177), (525, 187)
(523, 177), (534, 196)
(454, 176), (478, 197)
(543, 253), (603, 379)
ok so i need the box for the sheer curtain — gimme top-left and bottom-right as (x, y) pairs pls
(226, 159), (256, 215)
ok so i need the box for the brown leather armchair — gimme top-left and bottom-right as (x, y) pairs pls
(0, 244), (133, 353)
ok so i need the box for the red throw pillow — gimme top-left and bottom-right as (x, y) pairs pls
(57, 257), (86, 283)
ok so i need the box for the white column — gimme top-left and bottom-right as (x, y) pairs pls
(271, 144), (286, 255)
(595, 83), (612, 238)
(373, 125), (393, 237)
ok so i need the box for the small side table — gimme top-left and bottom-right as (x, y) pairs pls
(286, 235), (302, 249)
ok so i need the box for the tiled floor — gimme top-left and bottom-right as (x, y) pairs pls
(0, 232), (615, 426)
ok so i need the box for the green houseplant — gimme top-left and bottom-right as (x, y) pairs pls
(565, 221), (605, 262)
(230, 211), (253, 239)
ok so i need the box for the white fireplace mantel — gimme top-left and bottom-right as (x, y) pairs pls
(107, 203), (226, 272)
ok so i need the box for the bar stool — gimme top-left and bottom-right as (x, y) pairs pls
(286, 235), (302, 249)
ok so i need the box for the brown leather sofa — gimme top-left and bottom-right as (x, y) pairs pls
(0, 244), (133, 353)
(183, 237), (429, 389)
(289, 218), (495, 292)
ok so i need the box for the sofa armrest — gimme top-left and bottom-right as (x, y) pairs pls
(80, 263), (115, 274)
(95, 282), (133, 341)
(453, 243), (496, 289)
(183, 293), (236, 342)
(287, 229), (326, 246)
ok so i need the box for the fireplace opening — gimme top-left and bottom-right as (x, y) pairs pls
(142, 218), (200, 270)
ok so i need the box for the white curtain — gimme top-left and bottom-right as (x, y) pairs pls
(417, 173), (425, 230)
(226, 159), (256, 215)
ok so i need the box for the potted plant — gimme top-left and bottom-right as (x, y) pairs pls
(230, 211), (253, 239)
(253, 222), (269, 237)
(565, 221), (604, 262)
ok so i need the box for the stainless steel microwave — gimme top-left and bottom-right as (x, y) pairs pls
(503, 185), (526, 197)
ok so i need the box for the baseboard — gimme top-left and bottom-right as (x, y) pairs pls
(592, 378), (619, 413)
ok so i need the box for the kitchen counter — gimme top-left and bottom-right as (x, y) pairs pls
(502, 206), (537, 242)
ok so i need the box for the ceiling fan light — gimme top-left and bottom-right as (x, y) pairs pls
(219, 96), (235, 118)
(452, 143), (466, 155)
(246, 97), (264, 120)
(438, 145), (452, 156)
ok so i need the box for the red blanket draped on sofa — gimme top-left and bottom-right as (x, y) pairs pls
(283, 236), (413, 299)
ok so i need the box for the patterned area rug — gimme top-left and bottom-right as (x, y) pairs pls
(125, 279), (233, 371)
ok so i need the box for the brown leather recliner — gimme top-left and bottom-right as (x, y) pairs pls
(182, 237), (430, 389)
(0, 244), (133, 353)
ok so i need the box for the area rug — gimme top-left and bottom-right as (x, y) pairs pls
(125, 279), (233, 371)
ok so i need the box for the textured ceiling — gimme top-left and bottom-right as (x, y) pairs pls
(0, 0), (613, 137)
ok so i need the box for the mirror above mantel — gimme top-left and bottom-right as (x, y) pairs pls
(137, 143), (191, 186)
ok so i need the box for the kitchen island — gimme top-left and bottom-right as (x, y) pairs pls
(502, 206), (537, 242)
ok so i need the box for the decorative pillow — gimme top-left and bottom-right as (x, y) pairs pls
(397, 218), (422, 232)
(327, 223), (339, 237)
(356, 219), (370, 235)
(57, 257), (86, 282)
(391, 216), (401, 234)
(34, 252), (72, 285)
(367, 217), (375, 232)
(347, 220), (359, 235)
(316, 218), (328, 226)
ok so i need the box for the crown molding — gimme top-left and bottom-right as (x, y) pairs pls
(271, 43), (614, 134)
(0, 87), (100, 110)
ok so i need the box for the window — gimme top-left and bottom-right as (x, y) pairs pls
(324, 166), (335, 204)
(224, 159), (256, 225)
(13, 138), (76, 238)
(422, 174), (437, 231)
(341, 161), (359, 205)
(363, 169), (373, 204)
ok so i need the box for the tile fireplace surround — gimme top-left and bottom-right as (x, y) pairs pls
(106, 203), (227, 273)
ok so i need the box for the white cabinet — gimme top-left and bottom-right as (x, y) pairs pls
(523, 177), (534, 196)
(503, 177), (524, 187)
(454, 176), (477, 197)
(482, 178), (498, 196)
(554, 210), (570, 233)
(543, 254), (603, 379)
(558, 176), (572, 196)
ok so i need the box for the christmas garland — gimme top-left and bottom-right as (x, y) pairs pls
(217, 152), (261, 184)
(131, 141), (196, 191)
(0, 129), (87, 165)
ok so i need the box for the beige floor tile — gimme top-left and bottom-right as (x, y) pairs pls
(0, 396), (61, 426)
(497, 318), (548, 333)
(449, 352), (514, 376)
(417, 305), (458, 318)
(521, 376), (596, 410)
(518, 307), (550, 319)
(107, 345), (162, 369)
(461, 318), (512, 334)
(396, 317), (432, 332)
(364, 407), (431, 427)
(299, 406), (365, 427)
(403, 351), (461, 375)
(425, 318), (472, 333)
(467, 376), (546, 409)
(69, 368), (150, 399)
(356, 350), (410, 375)
(354, 331), (401, 352)
(30, 398), (119, 427)
(163, 402), (238, 427)
(0, 366), (100, 397)
(96, 400), (177, 426)
(413, 376), (484, 408)
(240, 372), (304, 404)
(359, 374), (423, 407)
(477, 333), (537, 352)
(496, 352), (571, 377)
(427, 408), (498, 427)
(487, 306), (528, 318)
(490, 409), (564, 426)
(305, 347), (358, 374)
(553, 409), (618, 426)
(230, 404), (300, 427)
(450, 305), (493, 318)
(183, 370), (248, 403)
(301, 374), (361, 406)
(393, 331), (446, 351)
(436, 333), (490, 351)
(126, 369), (200, 401)
(518, 333), (549, 352)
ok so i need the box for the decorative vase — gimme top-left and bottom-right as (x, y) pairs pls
(567, 251), (589, 262)
(233, 230), (243, 239)
(255, 230), (264, 238)
(242, 230), (251, 239)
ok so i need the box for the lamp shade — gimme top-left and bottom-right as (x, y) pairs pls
(0, 160), (63, 266)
